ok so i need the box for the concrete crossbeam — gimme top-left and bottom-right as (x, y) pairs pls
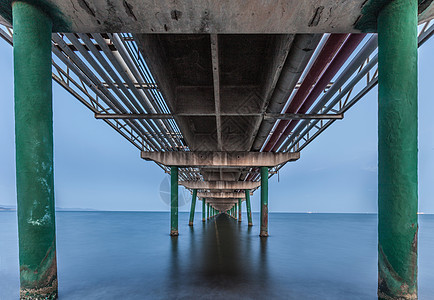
(179, 180), (260, 190)
(197, 192), (250, 199)
(142, 151), (300, 167)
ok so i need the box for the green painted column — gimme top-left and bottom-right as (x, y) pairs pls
(260, 167), (269, 237)
(245, 190), (253, 226)
(235, 203), (238, 220)
(188, 189), (197, 226)
(377, 1), (418, 299)
(238, 198), (242, 222)
(207, 203), (210, 220)
(13, 2), (58, 299)
(202, 199), (206, 222)
(170, 167), (178, 236)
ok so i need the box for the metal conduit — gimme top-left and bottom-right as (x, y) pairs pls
(262, 34), (349, 152)
(76, 33), (171, 150)
(271, 34), (366, 152)
(91, 34), (178, 150)
(52, 35), (160, 151)
(110, 34), (183, 149)
(279, 35), (379, 152)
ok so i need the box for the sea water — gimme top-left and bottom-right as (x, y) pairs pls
(1, 212), (434, 299)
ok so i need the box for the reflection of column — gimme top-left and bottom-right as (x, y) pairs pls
(377, 0), (418, 298)
(188, 189), (197, 226)
(13, 2), (57, 298)
(260, 167), (269, 237)
(170, 167), (178, 236)
(245, 190), (253, 226)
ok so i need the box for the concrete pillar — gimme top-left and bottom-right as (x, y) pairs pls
(377, 1), (418, 298)
(13, 2), (58, 298)
(202, 199), (206, 222)
(260, 167), (269, 237)
(188, 189), (197, 226)
(207, 203), (210, 220)
(245, 190), (253, 226)
(170, 167), (178, 236)
(238, 198), (242, 222)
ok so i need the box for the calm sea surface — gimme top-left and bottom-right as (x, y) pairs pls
(1, 212), (434, 299)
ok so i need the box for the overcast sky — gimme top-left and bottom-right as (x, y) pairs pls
(0, 36), (434, 213)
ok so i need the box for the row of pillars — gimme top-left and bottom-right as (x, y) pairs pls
(184, 167), (263, 231)
(12, 0), (418, 298)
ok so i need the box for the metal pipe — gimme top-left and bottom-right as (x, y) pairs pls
(377, 0), (418, 298)
(170, 167), (178, 236)
(13, 3), (57, 298)
(271, 34), (366, 151)
(262, 34), (349, 152)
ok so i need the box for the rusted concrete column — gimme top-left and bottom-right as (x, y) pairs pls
(188, 189), (197, 226)
(260, 167), (269, 237)
(202, 199), (206, 222)
(170, 167), (179, 236)
(238, 198), (242, 222)
(377, 0), (418, 299)
(13, 2), (58, 298)
(245, 190), (253, 226)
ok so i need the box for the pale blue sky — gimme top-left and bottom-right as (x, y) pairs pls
(0, 37), (433, 213)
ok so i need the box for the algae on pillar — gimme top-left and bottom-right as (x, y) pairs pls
(260, 167), (269, 237)
(170, 167), (178, 236)
(188, 189), (197, 226)
(13, 2), (58, 298)
(245, 190), (253, 226)
(377, 0), (418, 298)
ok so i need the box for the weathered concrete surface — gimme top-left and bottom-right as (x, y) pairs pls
(1, 0), (433, 32)
(180, 181), (260, 190)
(197, 192), (248, 199)
(377, 0), (418, 298)
(13, 2), (58, 299)
(141, 151), (299, 167)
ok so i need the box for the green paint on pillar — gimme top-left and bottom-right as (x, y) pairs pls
(188, 189), (197, 226)
(13, 2), (57, 299)
(260, 167), (269, 237)
(238, 198), (242, 222)
(378, 0), (418, 299)
(170, 167), (178, 236)
(207, 203), (210, 220)
(245, 190), (253, 226)
(202, 199), (206, 222)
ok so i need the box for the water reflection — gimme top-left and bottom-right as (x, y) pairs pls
(167, 213), (270, 298)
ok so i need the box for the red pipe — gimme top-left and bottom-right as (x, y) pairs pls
(262, 34), (349, 152)
(271, 33), (366, 152)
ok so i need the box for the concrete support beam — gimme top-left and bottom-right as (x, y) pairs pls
(238, 198), (242, 222)
(260, 167), (269, 237)
(142, 151), (299, 167)
(170, 167), (178, 236)
(188, 189), (197, 226)
(13, 2), (58, 298)
(197, 192), (247, 199)
(245, 189), (253, 226)
(180, 180), (261, 190)
(202, 198), (206, 222)
(377, 0), (418, 298)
